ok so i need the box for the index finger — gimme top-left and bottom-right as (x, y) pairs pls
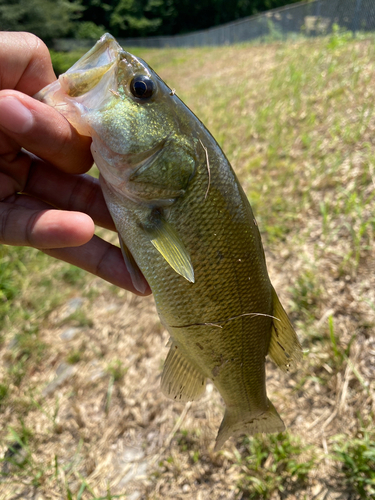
(0, 31), (93, 175)
(0, 32), (56, 94)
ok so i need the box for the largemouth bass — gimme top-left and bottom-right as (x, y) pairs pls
(36, 34), (302, 449)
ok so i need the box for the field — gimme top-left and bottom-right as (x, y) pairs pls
(1, 31), (375, 499)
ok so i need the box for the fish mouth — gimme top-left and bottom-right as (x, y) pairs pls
(35, 34), (122, 102)
(34, 34), (146, 135)
(52, 34), (149, 100)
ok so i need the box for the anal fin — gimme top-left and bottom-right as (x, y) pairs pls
(268, 287), (302, 372)
(161, 340), (206, 402)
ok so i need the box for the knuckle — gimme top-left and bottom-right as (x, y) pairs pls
(24, 210), (40, 247)
(68, 174), (100, 214)
(21, 32), (50, 62)
(24, 210), (39, 247)
(0, 205), (13, 244)
(95, 244), (113, 280)
(0, 202), (38, 247)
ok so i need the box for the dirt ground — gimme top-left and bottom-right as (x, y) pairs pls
(1, 37), (375, 499)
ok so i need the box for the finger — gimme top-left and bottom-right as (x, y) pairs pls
(1, 195), (150, 295)
(24, 159), (116, 231)
(0, 201), (95, 248)
(0, 32), (56, 94)
(0, 154), (32, 199)
(42, 237), (151, 296)
(0, 92), (93, 174)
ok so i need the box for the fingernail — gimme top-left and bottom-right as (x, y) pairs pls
(0, 96), (34, 134)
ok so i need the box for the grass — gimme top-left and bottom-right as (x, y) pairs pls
(1, 32), (375, 498)
(333, 428), (375, 498)
(236, 433), (316, 499)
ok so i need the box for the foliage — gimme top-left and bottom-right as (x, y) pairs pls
(0, 0), (83, 42)
(110, 0), (162, 37)
(0, 0), (301, 42)
(327, 23), (353, 50)
(75, 20), (106, 39)
(236, 433), (316, 498)
(333, 430), (375, 498)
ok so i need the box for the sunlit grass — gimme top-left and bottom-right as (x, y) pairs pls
(1, 31), (375, 498)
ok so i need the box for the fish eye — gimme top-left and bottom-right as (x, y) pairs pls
(130, 75), (154, 99)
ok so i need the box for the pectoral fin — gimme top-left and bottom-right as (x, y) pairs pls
(147, 217), (195, 283)
(119, 236), (148, 294)
(268, 287), (302, 372)
(161, 340), (206, 402)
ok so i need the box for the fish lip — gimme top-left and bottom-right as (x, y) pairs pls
(34, 33), (122, 110)
(35, 32), (159, 116)
(62, 38), (156, 103)
(68, 33), (122, 74)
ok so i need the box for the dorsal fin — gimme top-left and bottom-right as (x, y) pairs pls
(268, 287), (302, 372)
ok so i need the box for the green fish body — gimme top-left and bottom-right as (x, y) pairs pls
(36, 34), (302, 449)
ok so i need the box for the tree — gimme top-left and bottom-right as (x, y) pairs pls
(110, 0), (162, 37)
(0, 0), (303, 41)
(0, 0), (83, 42)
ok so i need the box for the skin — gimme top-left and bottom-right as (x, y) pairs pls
(0, 31), (150, 295)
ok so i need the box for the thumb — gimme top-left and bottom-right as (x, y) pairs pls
(0, 92), (93, 174)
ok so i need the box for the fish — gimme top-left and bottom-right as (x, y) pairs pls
(35, 34), (302, 449)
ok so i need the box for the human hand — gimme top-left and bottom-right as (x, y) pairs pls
(0, 32), (150, 295)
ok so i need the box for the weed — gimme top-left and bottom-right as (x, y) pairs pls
(61, 309), (94, 328)
(263, 19), (285, 43)
(289, 267), (322, 321)
(59, 265), (88, 286)
(1, 424), (34, 476)
(106, 359), (127, 382)
(237, 433), (316, 499)
(328, 315), (342, 365)
(0, 383), (8, 404)
(333, 429), (375, 498)
(104, 360), (128, 414)
(176, 428), (201, 455)
(67, 350), (82, 364)
(3, 325), (46, 387)
(0, 247), (30, 328)
(327, 24), (353, 50)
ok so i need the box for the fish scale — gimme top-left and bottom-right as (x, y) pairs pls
(36, 33), (302, 449)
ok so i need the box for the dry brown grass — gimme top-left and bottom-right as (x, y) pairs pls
(1, 33), (375, 499)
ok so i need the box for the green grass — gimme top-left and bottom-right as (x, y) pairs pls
(50, 49), (88, 76)
(333, 428), (375, 498)
(236, 433), (316, 499)
(1, 33), (375, 498)
(106, 359), (127, 382)
(0, 245), (90, 392)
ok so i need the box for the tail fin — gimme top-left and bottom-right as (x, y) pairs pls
(214, 399), (285, 450)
